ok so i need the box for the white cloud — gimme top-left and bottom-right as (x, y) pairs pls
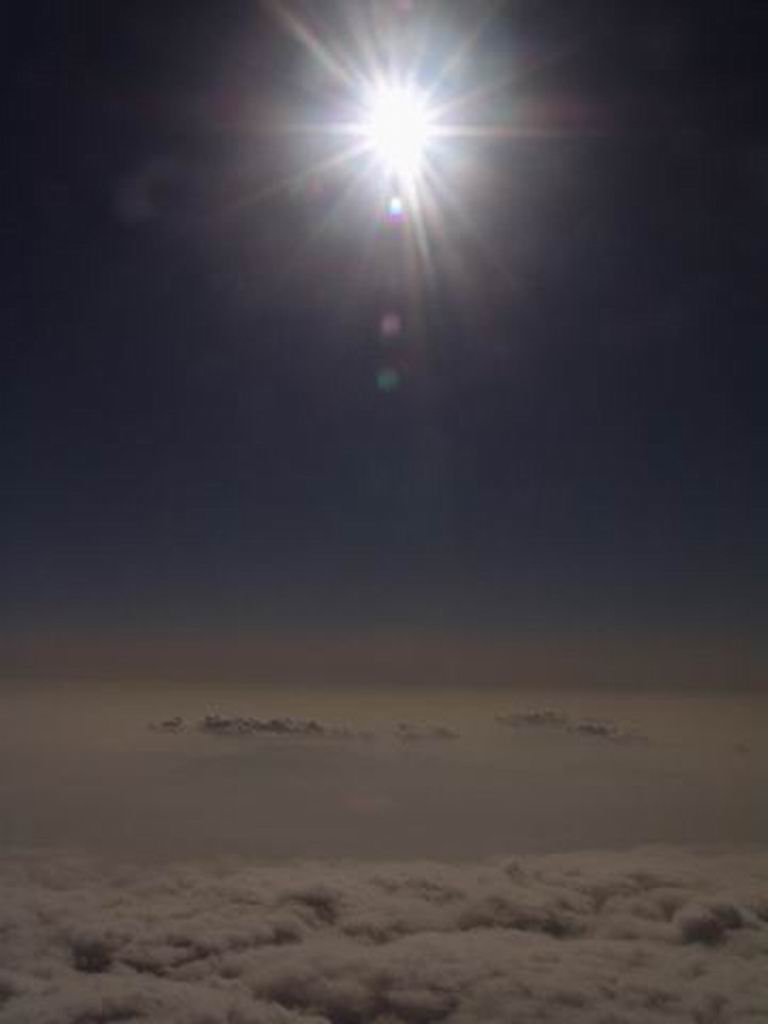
(1, 846), (766, 1023)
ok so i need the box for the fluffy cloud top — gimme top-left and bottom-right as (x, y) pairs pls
(1, 846), (766, 1023)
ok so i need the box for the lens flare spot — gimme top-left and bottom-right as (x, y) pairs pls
(388, 195), (404, 219)
(380, 312), (403, 339)
(377, 368), (401, 392)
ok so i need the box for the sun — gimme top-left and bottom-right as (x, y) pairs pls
(362, 82), (434, 183)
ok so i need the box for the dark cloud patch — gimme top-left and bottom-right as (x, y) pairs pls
(496, 709), (571, 729)
(148, 715), (371, 741)
(569, 718), (648, 743)
(148, 717), (186, 734)
(148, 715), (460, 743)
(199, 714), (332, 739)
(394, 724), (460, 743)
(496, 708), (647, 743)
(1, 847), (766, 1023)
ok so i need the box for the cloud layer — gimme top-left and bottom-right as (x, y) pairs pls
(147, 709), (647, 745)
(1, 846), (766, 1023)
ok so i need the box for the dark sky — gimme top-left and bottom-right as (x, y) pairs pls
(3, 1), (767, 680)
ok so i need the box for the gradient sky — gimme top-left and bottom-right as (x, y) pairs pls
(3, 0), (767, 686)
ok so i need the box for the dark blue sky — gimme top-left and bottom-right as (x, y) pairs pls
(3, 1), (767, 680)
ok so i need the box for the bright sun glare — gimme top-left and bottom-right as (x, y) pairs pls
(363, 83), (433, 182)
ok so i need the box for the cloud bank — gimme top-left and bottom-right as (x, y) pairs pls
(197, 715), (364, 741)
(148, 716), (459, 743)
(496, 708), (647, 743)
(1, 846), (766, 1023)
(148, 710), (647, 746)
